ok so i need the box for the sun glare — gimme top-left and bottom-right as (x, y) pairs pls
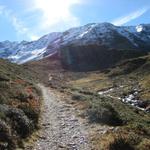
(33, 0), (81, 29)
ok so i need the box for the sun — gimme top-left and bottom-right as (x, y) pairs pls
(33, 0), (81, 29)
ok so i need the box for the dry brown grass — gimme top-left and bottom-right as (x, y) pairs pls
(24, 54), (150, 150)
(69, 72), (113, 92)
(139, 74), (150, 100)
(0, 59), (42, 148)
(91, 129), (150, 150)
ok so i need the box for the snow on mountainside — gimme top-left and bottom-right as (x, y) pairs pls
(0, 32), (62, 64)
(0, 23), (150, 64)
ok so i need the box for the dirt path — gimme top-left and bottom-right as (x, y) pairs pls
(32, 84), (92, 150)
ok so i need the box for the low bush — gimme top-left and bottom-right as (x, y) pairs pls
(19, 102), (40, 125)
(0, 119), (16, 150)
(0, 94), (7, 104)
(137, 139), (150, 150)
(7, 107), (33, 138)
(0, 81), (9, 88)
(0, 74), (10, 82)
(88, 98), (122, 125)
(72, 93), (86, 101)
(0, 59), (42, 148)
(16, 91), (29, 102)
(109, 136), (134, 150)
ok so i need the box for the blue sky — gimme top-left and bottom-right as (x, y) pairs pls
(0, 0), (150, 41)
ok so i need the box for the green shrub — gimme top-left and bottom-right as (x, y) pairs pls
(7, 108), (33, 138)
(72, 93), (86, 101)
(0, 81), (9, 88)
(16, 91), (29, 102)
(0, 74), (10, 82)
(88, 100), (122, 125)
(79, 90), (94, 95)
(0, 94), (7, 104)
(0, 112), (6, 119)
(0, 119), (16, 150)
(19, 104), (40, 125)
(137, 139), (150, 150)
(35, 87), (42, 97)
(109, 136), (134, 150)
(0, 58), (41, 148)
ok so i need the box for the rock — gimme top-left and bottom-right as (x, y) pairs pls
(58, 144), (67, 148)
(145, 105), (150, 112)
(72, 135), (78, 139)
(70, 118), (78, 122)
(42, 123), (50, 126)
(38, 136), (47, 140)
(137, 100), (149, 108)
(67, 143), (76, 147)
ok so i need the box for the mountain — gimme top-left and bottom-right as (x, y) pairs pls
(0, 32), (62, 64)
(0, 23), (150, 66)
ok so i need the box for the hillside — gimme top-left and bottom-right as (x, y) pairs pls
(0, 59), (41, 149)
(25, 53), (150, 150)
(0, 22), (149, 150)
(60, 44), (147, 71)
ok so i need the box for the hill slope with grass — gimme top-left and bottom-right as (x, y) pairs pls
(67, 54), (150, 150)
(0, 59), (41, 149)
(25, 53), (150, 150)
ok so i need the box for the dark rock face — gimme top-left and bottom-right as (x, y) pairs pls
(60, 45), (147, 71)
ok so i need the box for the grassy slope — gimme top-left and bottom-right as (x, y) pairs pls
(0, 59), (41, 149)
(108, 54), (150, 100)
(23, 53), (63, 84)
(68, 54), (150, 150)
(25, 54), (150, 150)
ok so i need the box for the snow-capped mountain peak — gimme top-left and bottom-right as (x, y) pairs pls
(0, 32), (62, 64)
(0, 23), (150, 64)
(136, 25), (143, 32)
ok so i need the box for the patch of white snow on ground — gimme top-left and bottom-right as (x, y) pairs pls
(136, 25), (143, 32)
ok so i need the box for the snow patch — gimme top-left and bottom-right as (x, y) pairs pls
(8, 47), (47, 64)
(98, 88), (114, 95)
(136, 25), (143, 32)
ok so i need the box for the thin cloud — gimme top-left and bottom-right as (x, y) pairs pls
(32, 0), (82, 32)
(0, 0), (83, 40)
(0, 5), (5, 15)
(0, 5), (39, 40)
(11, 16), (39, 40)
(112, 7), (149, 26)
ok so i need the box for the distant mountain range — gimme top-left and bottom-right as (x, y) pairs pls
(0, 23), (150, 65)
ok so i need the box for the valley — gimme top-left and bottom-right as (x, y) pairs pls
(24, 53), (150, 150)
(0, 22), (149, 150)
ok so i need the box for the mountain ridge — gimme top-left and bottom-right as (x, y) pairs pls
(0, 22), (150, 64)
